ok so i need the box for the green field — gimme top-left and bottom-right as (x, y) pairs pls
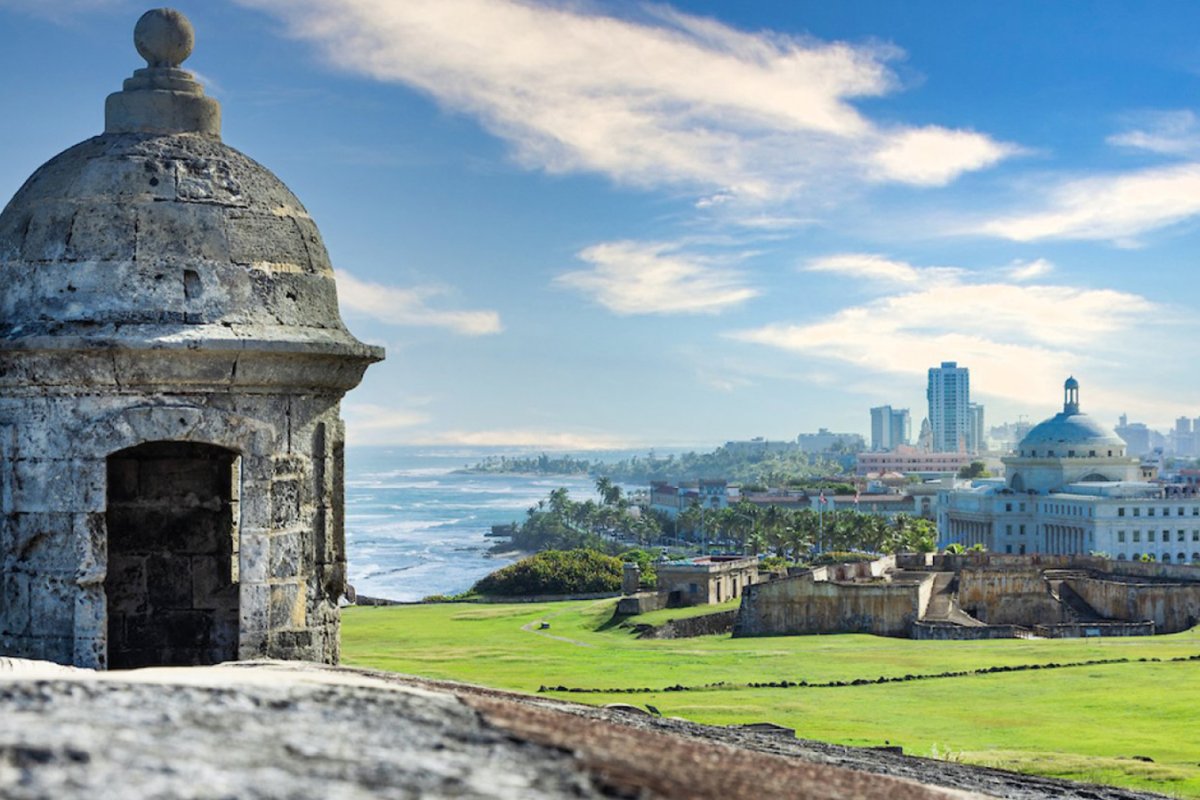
(343, 600), (1200, 797)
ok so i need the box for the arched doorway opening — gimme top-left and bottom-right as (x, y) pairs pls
(104, 441), (241, 668)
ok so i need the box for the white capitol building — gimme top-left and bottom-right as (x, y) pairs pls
(939, 378), (1200, 563)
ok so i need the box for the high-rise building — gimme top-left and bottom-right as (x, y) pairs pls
(869, 405), (911, 451)
(927, 361), (970, 453)
(967, 403), (986, 454)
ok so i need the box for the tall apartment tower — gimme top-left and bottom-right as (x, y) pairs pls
(968, 403), (986, 454)
(870, 406), (911, 451)
(927, 362), (970, 453)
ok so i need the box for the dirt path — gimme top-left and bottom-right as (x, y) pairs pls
(519, 601), (614, 648)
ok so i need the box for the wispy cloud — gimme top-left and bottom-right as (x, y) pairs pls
(803, 253), (923, 284)
(730, 255), (1160, 405)
(236, 0), (1015, 204)
(1007, 258), (1053, 281)
(976, 163), (1200, 243)
(554, 240), (757, 315)
(336, 270), (502, 335)
(343, 402), (432, 444)
(1108, 110), (1200, 156)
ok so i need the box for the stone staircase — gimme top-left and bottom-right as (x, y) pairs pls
(921, 573), (987, 627)
(1043, 570), (1109, 622)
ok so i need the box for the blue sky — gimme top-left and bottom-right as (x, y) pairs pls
(2, 1), (1199, 449)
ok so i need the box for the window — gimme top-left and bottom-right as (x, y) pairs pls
(1117, 531), (1126, 543)
(1019, 503), (1026, 512)
(1179, 553), (1187, 563)
(1005, 544), (1013, 554)
(1118, 507), (1126, 517)
(1149, 508), (1156, 517)
(1090, 450), (1096, 457)
(1194, 507), (1199, 516)
(1005, 503), (1012, 512)
(1181, 508), (1187, 517)
(1180, 530), (1187, 542)
(1149, 531), (1156, 542)
(1019, 524), (1026, 535)
(1194, 531), (1199, 542)
(1133, 508), (1140, 517)
(1134, 531), (1141, 542)
(1068, 450), (1076, 457)
(1006, 524), (1013, 535)
(1048, 450), (1055, 457)
(1118, 553), (1127, 560)
(1019, 544), (1026, 555)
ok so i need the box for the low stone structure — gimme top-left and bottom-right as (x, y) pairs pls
(0, 10), (381, 669)
(735, 553), (1200, 640)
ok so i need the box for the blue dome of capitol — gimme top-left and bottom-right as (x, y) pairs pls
(1018, 377), (1125, 450)
(1020, 412), (1125, 448)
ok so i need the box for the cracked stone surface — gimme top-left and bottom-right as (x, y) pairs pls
(0, 660), (1174, 800)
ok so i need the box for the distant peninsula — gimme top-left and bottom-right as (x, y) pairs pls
(458, 444), (850, 485)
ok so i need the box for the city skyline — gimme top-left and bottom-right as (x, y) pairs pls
(3, 2), (1200, 448)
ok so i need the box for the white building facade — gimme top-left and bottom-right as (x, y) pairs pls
(938, 378), (1200, 563)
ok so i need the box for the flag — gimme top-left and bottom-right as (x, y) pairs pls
(819, 491), (827, 506)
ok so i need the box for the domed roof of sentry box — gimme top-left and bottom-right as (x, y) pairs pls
(0, 9), (382, 370)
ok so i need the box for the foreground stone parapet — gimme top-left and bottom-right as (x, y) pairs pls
(0, 660), (1163, 800)
(0, 9), (382, 669)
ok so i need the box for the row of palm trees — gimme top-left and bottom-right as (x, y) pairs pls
(674, 500), (936, 560)
(514, 480), (938, 561)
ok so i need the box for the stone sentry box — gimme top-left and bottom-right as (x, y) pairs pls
(0, 9), (383, 669)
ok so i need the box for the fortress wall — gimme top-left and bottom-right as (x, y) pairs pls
(1067, 578), (1200, 634)
(957, 568), (1068, 625)
(733, 574), (927, 638)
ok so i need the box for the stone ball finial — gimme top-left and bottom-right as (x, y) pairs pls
(134, 8), (195, 68)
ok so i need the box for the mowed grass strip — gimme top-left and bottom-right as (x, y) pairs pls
(342, 601), (1200, 797)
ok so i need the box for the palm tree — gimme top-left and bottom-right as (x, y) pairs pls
(595, 476), (613, 504)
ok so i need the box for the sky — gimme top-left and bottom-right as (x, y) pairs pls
(2, 0), (1199, 450)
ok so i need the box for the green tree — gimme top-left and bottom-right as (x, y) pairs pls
(957, 461), (992, 479)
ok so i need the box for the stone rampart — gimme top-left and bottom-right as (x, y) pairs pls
(636, 610), (737, 639)
(1066, 577), (1200, 634)
(957, 568), (1068, 625)
(733, 572), (931, 638)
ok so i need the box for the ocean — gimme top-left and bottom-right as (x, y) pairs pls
(345, 446), (653, 601)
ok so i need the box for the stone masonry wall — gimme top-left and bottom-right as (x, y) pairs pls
(956, 568), (1068, 625)
(734, 574), (926, 638)
(0, 391), (347, 668)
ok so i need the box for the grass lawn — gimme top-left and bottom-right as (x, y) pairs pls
(343, 599), (1200, 797)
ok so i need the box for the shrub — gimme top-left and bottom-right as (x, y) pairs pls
(618, 548), (659, 588)
(473, 549), (623, 596)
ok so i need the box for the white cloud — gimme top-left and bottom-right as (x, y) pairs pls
(343, 403), (432, 444)
(804, 253), (922, 284)
(729, 255), (1159, 406)
(236, 0), (1014, 201)
(977, 163), (1200, 242)
(336, 270), (502, 335)
(1007, 258), (1053, 281)
(870, 126), (1016, 187)
(1108, 110), (1200, 156)
(555, 240), (758, 315)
